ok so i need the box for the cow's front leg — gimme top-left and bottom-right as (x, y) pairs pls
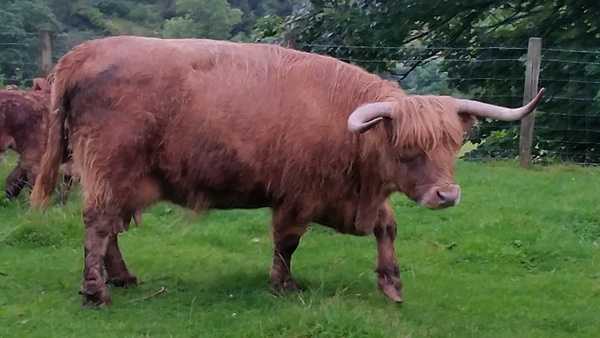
(80, 208), (116, 307)
(104, 233), (137, 288)
(5, 164), (28, 199)
(374, 203), (402, 303)
(270, 209), (308, 293)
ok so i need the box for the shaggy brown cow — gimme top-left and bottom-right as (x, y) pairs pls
(31, 36), (544, 306)
(0, 78), (75, 202)
(0, 79), (49, 199)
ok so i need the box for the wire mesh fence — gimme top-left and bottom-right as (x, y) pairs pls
(0, 32), (41, 86)
(0, 31), (104, 87)
(1, 34), (599, 165)
(535, 48), (600, 165)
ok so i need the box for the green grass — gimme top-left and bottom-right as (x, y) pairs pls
(1, 152), (599, 338)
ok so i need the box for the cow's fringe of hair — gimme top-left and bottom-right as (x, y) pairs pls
(299, 54), (465, 155)
(390, 96), (464, 153)
(31, 43), (90, 208)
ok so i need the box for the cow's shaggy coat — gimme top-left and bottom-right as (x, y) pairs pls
(32, 36), (507, 306)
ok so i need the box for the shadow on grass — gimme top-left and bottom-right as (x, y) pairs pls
(106, 267), (381, 310)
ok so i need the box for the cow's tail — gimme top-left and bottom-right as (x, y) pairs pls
(30, 61), (76, 208)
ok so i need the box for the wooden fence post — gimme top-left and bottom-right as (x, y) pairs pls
(519, 37), (542, 168)
(39, 30), (54, 76)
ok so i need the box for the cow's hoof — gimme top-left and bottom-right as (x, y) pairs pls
(270, 278), (303, 294)
(80, 283), (111, 307)
(80, 289), (111, 308)
(107, 274), (138, 288)
(378, 275), (403, 303)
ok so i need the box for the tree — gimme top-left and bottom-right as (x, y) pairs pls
(251, 14), (285, 42)
(161, 0), (243, 39)
(0, 0), (58, 86)
(228, 0), (305, 39)
(0, 0), (298, 86)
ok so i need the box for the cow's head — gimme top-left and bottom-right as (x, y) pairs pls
(348, 89), (544, 209)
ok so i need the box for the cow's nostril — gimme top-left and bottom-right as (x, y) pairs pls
(437, 190), (456, 204)
(436, 189), (447, 202)
(436, 186), (460, 205)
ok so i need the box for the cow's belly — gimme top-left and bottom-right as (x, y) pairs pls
(156, 174), (272, 210)
(156, 125), (272, 209)
(205, 187), (271, 209)
(156, 167), (372, 235)
(313, 199), (370, 236)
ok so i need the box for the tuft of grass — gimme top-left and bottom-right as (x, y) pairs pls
(1, 154), (600, 337)
(3, 222), (65, 247)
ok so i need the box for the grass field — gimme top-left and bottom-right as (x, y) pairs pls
(1, 152), (599, 338)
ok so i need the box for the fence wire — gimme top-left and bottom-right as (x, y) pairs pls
(0, 32), (103, 87)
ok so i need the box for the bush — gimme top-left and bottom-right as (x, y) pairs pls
(463, 128), (520, 161)
(252, 15), (284, 42)
(162, 15), (197, 38)
(96, 0), (131, 17)
(127, 3), (162, 23)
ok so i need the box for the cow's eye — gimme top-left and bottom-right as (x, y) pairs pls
(398, 152), (421, 162)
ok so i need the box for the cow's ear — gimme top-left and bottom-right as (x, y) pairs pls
(32, 78), (49, 92)
(458, 113), (477, 141)
(458, 113), (477, 132)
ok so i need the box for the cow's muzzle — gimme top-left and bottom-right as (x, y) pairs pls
(419, 184), (461, 209)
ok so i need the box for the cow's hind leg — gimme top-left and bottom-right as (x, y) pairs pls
(74, 107), (156, 305)
(374, 203), (403, 303)
(58, 173), (73, 205)
(270, 209), (308, 293)
(105, 232), (137, 288)
(5, 163), (28, 199)
(81, 208), (122, 306)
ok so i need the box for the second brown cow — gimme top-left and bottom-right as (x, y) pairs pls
(0, 79), (50, 199)
(0, 78), (75, 202)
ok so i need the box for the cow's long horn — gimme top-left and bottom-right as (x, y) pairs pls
(456, 88), (545, 121)
(348, 102), (395, 133)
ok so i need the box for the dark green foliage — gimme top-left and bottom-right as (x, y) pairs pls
(0, 0), (302, 87)
(251, 15), (284, 42)
(399, 59), (461, 96)
(229, 0), (301, 36)
(96, 0), (131, 17)
(161, 0), (243, 39)
(0, 0), (59, 85)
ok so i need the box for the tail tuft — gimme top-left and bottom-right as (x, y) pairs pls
(30, 107), (65, 209)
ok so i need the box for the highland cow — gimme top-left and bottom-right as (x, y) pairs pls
(0, 79), (50, 199)
(31, 36), (544, 306)
(0, 78), (74, 202)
